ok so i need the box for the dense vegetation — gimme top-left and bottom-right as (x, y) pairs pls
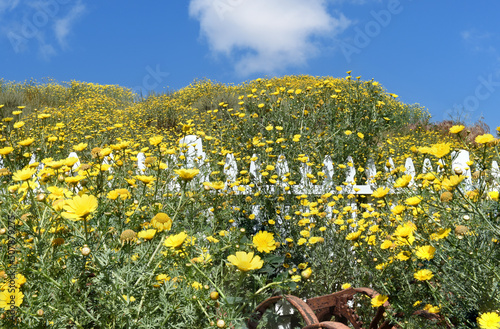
(0, 75), (498, 328)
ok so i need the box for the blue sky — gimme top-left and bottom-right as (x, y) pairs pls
(1, 0), (500, 130)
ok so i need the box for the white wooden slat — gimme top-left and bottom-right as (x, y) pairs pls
(249, 153), (261, 185)
(322, 155), (334, 187)
(404, 157), (416, 186)
(136, 152), (146, 174)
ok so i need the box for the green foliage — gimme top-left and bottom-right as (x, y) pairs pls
(0, 75), (498, 328)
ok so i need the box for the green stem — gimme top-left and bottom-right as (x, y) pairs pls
(34, 269), (101, 326)
(196, 299), (211, 319)
(83, 215), (89, 244)
(153, 145), (162, 200)
(133, 236), (165, 287)
(187, 256), (226, 300)
(254, 280), (285, 295)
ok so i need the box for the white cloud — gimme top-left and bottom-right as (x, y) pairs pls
(461, 28), (496, 54)
(189, 0), (350, 76)
(0, 0), (86, 58)
(36, 34), (56, 60)
(53, 1), (86, 49)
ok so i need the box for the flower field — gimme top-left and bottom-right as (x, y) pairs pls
(0, 74), (499, 328)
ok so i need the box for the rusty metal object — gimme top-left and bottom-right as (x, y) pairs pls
(248, 287), (396, 329)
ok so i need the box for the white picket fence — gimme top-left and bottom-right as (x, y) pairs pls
(2, 134), (499, 197)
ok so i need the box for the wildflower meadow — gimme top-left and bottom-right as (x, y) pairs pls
(0, 74), (499, 328)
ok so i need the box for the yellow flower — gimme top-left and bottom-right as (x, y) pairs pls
(206, 236), (219, 243)
(13, 121), (25, 129)
(252, 231), (276, 253)
(0, 274), (27, 290)
(73, 143), (88, 151)
(430, 143), (451, 158)
(107, 190), (120, 200)
(405, 196), (422, 206)
(122, 295), (136, 302)
(227, 251), (263, 272)
(46, 160), (65, 169)
(0, 146), (14, 155)
(135, 175), (155, 184)
(138, 229), (156, 240)
(477, 312), (500, 329)
(430, 228), (451, 241)
(65, 175), (85, 185)
(372, 187), (389, 198)
(415, 245), (436, 260)
(414, 269), (434, 281)
(149, 135), (163, 146)
(164, 232), (188, 249)
(441, 175), (464, 191)
(15, 273), (27, 287)
(175, 168), (200, 181)
(396, 251), (410, 261)
(449, 125), (465, 134)
(309, 236), (322, 244)
(18, 138), (35, 146)
(203, 181), (225, 190)
(371, 294), (388, 307)
(380, 240), (394, 249)
(107, 188), (131, 200)
(12, 168), (37, 181)
(475, 134), (495, 144)
(65, 157), (79, 167)
(0, 288), (24, 309)
(357, 132), (364, 139)
(394, 223), (415, 238)
(423, 304), (440, 314)
(62, 194), (98, 221)
(346, 231), (361, 241)
(344, 130), (352, 136)
(341, 283), (351, 289)
(156, 274), (171, 283)
(489, 191), (499, 201)
(151, 213), (172, 232)
(391, 205), (405, 215)
(191, 282), (203, 290)
(394, 175), (412, 188)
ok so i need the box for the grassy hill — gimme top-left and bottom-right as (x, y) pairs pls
(0, 75), (498, 328)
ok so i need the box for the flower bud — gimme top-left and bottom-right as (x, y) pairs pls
(301, 268), (312, 280)
(81, 244), (91, 256)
